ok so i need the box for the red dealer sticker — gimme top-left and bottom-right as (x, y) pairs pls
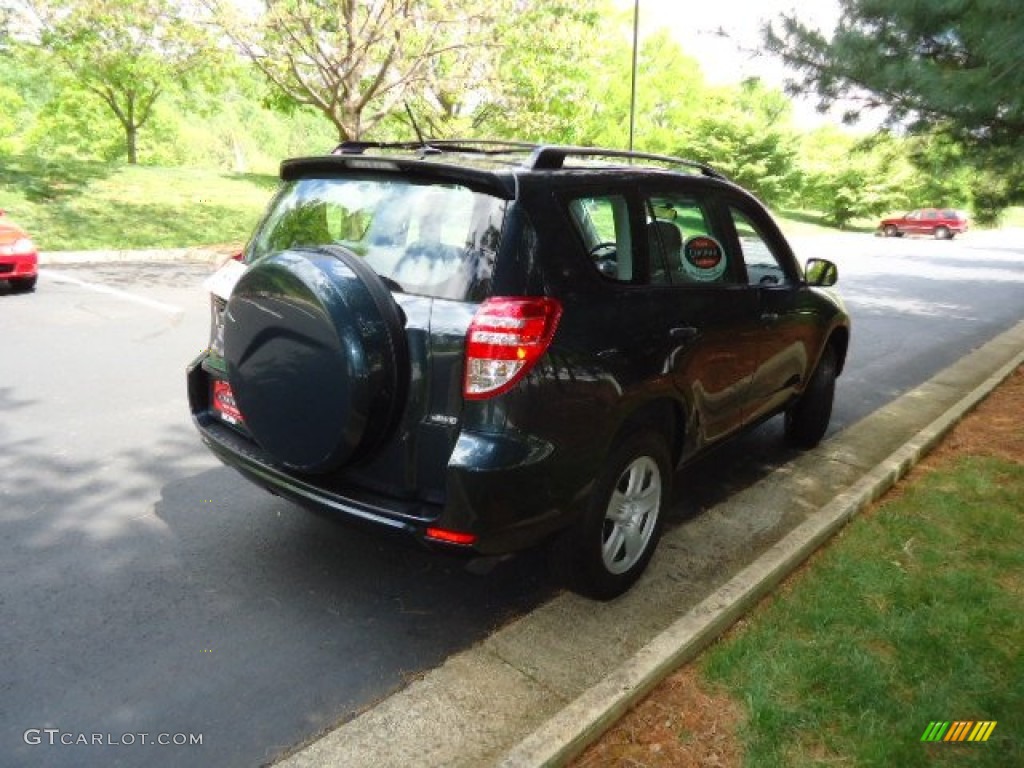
(682, 235), (727, 282)
(212, 379), (244, 425)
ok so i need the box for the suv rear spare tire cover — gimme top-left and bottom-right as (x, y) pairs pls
(223, 246), (409, 474)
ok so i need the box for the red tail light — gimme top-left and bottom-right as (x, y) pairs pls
(425, 527), (477, 546)
(464, 297), (562, 399)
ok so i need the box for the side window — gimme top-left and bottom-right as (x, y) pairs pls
(568, 195), (634, 282)
(729, 207), (793, 287)
(646, 195), (732, 285)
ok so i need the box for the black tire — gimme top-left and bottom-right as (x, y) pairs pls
(785, 345), (837, 449)
(934, 226), (951, 240)
(10, 275), (37, 292)
(552, 431), (671, 600)
(883, 225), (899, 238)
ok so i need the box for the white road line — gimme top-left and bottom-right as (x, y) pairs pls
(43, 269), (185, 316)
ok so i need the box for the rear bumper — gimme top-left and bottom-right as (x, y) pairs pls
(188, 354), (582, 556)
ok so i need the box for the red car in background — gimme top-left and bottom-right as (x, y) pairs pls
(878, 208), (969, 240)
(0, 210), (38, 292)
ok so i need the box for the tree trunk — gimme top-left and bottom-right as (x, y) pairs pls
(126, 124), (138, 165)
(231, 133), (247, 174)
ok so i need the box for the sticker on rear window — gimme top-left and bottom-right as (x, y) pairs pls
(682, 235), (726, 282)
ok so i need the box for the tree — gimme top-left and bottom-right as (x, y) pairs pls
(792, 128), (916, 228)
(470, 1), (608, 144)
(577, 27), (708, 153)
(22, 0), (215, 164)
(208, 0), (501, 142)
(764, 0), (1024, 212)
(682, 79), (799, 207)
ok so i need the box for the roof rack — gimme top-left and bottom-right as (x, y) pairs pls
(330, 140), (727, 180)
(527, 145), (726, 180)
(333, 139), (538, 157)
(333, 140), (440, 157)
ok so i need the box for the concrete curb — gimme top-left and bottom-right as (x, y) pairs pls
(39, 248), (226, 266)
(499, 337), (1024, 767)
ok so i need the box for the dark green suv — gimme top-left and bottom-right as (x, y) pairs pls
(187, 141), (849, 599)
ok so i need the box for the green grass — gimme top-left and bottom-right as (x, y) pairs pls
(1002, 207), (1024, 228)
(774, 208), (878, 237)
(702, 455), (1024, 767)
(0, 155), (278, 251)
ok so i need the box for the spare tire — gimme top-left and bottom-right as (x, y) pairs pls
(223, 245), (409, 474)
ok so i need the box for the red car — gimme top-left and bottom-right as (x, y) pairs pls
(879, 208), (968, 240)
(0, 210), (38, 292)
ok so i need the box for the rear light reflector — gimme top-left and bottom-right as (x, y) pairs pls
(425, 528), (477, 546)
(464, 297), (562, 399)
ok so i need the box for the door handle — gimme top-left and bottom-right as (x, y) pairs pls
(670, 326), (698, 340)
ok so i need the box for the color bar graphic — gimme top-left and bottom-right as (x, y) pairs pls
(921, 721), (996, 742)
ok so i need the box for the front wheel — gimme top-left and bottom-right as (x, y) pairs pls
(552, 431), (671, 600)
(883, 225), (899, 238)
(785, 346), (837, 449)
(10, 275), (37, 292)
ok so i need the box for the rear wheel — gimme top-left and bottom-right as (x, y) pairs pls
(552, 431), (670, 600)
(785, 346), (837, 449)
(934, 226), (951, 240)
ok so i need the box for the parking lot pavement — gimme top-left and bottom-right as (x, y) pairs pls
(2, 263), (554, 768)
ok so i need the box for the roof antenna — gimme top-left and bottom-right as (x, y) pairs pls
(405, 103), (437, 155)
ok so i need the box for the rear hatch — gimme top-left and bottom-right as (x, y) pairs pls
(202, 166), (511, 503)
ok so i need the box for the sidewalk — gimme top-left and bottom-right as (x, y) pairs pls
(39, 248), (227, 266)
(270, 321), (1024, 767)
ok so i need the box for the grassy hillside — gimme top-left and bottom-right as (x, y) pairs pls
(0, 156), (278, 251)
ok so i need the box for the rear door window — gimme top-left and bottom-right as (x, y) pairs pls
(249, 177), (507, 301)
(645, 195), (733, 285)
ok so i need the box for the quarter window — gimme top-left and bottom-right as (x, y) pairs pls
(568, 195), (634, 282)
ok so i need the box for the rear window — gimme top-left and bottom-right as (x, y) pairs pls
(248, 176), (507, 301)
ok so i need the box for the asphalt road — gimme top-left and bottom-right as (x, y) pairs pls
(2, 231), (1022, 768)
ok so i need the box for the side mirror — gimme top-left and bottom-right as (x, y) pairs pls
(805, 258), (838, 287)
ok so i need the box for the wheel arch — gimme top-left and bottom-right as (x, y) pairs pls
(611, 396), (686, 469)
(826, 325), (850, 377)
